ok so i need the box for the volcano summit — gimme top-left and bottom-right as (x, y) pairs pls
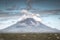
(0, 10), (60, 33)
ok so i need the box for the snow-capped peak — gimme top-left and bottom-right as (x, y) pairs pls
(18, 9), (42, 22)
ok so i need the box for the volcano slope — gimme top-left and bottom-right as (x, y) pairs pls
(0, 17), (60, 33)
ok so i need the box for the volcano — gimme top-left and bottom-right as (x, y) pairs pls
(0, 10), (60, 33)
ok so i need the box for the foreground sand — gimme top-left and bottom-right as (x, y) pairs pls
(0, 33), (60, 40)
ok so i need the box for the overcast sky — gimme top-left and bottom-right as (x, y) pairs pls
(0, 0), (60, 10)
